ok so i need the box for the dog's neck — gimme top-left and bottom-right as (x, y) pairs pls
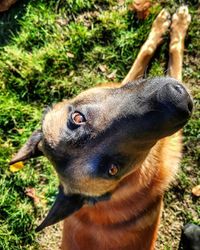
(61, 133), (181, 250)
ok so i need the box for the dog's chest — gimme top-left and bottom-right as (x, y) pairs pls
(61, 199), (162, 250)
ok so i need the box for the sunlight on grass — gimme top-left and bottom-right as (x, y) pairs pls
(0, 0), (199, 249)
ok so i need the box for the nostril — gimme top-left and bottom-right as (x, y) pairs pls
(173, 84), (185, 95)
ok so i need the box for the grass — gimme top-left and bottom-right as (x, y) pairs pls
(0, 0), (199, 249)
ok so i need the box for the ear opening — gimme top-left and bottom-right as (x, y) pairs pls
(9, 129), (43, 165)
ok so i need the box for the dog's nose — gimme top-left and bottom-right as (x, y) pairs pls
(158, 81), (193, 120)
(167, 82), (193, 111)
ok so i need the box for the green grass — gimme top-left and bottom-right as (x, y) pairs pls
(0, 0), (199, 249)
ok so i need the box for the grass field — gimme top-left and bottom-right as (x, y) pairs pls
(0, 0), (199, 249)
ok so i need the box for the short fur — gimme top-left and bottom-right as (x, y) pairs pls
(10, 6), (192, 250)
(62, 7), (192, 250)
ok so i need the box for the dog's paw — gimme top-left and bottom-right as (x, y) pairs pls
(171, 6), (191, 40)
(145, 9), (170, 54)
(152, 9), (171, 35)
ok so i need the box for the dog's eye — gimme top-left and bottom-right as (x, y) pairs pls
(108, 164), (119, 176)
(71, 112), (86, 125)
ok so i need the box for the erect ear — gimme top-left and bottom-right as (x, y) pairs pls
(9, 129), (43, 165)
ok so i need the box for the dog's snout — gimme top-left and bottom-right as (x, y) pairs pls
(187, 98), (193, 113)
(172, 83), (185, 95)
(158, 81), (193, 117)
(168, 83), (193, 112)
(163, 82), (187, 101)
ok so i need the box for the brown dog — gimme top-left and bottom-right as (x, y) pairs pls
(10, 6), (192, 250)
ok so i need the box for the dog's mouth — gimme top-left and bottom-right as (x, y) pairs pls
(36, 185), (111, 232)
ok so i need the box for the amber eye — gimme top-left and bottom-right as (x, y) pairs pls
(71, 112), (86, 125)
(108, 164), (119, 176)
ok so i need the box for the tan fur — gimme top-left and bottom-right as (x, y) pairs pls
(0, 0), (17, 12)
(43, 105), (68, 147)
(129, 0), (151, 19)
(61, 7), (191, 250)
(122, 9), (171, 85)
(169, 6), (192, 81)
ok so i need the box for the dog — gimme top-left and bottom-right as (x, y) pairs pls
(179, 224), (200, 250)
(10, 6), (193, 250)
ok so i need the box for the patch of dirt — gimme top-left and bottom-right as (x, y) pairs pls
(37, 222), (62, 250)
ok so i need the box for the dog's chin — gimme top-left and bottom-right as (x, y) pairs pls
(36, 185), (111, 232)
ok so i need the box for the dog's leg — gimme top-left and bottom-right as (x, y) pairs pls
(166, 7), (191, 249)
(122, 9), (170, 85)
(168, 6), (191, 82)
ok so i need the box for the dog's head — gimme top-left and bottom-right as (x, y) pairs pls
(10, 77), (193, 231)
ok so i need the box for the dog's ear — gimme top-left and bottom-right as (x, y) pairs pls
(9, 129), (43, 165)
(36, 186), (85, 232)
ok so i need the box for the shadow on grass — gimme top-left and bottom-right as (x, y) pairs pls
(0, 0), (30, 47)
